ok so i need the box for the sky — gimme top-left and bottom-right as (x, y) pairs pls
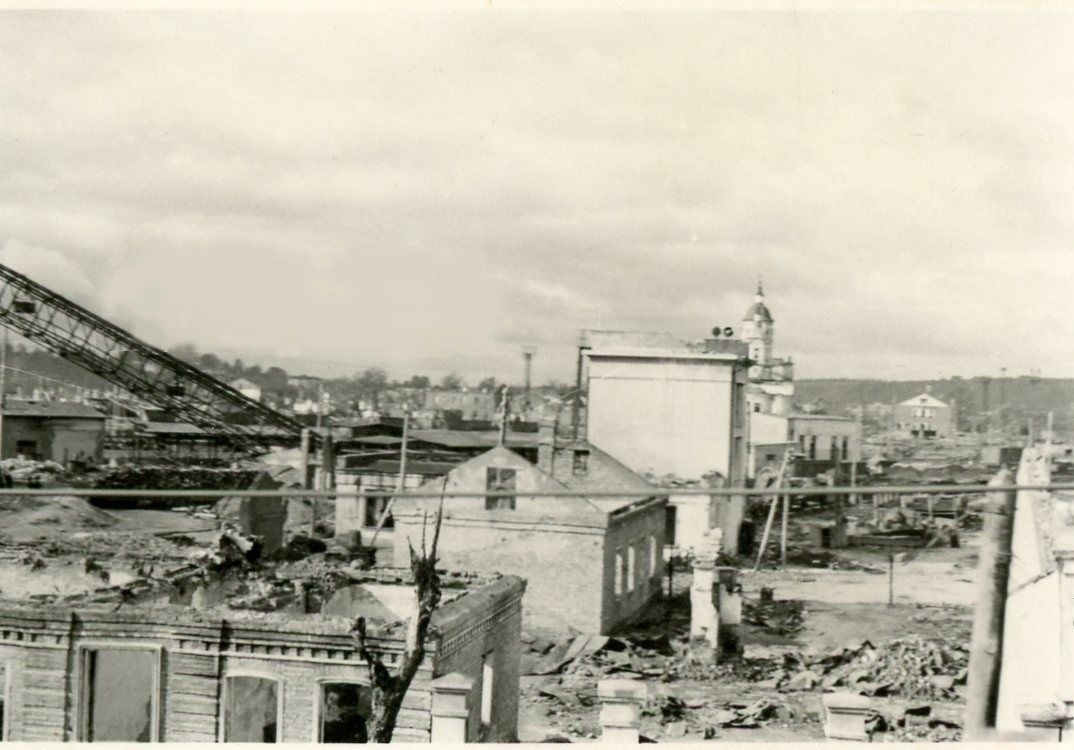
(1, 5), (1072, 384)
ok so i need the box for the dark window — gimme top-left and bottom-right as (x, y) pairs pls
(665, 505), (677, 546)
(808, 436), (817, 460)
(572, 450), (589, 476)
(765, 453), (777, 462)
(320, 683), (370, 743)
(81, 648), (156, 742)
(485, 468), (516, 510)
(753, 403), (761, 413)
(225, 676), (279, 743)
(363, 496), (394, 529)
(842, 437), (849, 459)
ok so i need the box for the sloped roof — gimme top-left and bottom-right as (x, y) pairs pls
(550, 444), (657, 512)
(412, 443), (658, 516)
(900, 392), (950, 408)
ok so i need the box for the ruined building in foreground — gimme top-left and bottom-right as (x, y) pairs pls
(0, 569), (524, 743)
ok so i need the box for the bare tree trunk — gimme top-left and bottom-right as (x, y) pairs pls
(351, 483), (445, 743)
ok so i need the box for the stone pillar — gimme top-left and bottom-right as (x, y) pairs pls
(334, 494), (363, 548)
(822, 692), (873, 741)
(690, 530), (722, 647)
(715, 566), (743, 657)
(598, 679), (647, 743)
(431, 673), (474, 743)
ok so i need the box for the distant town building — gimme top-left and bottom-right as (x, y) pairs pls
(894, 390), (956, 439)
(422, 388), (497, 421)
(788, 414), (863, 463)
(228, 377), (263, 403)
(391, 426), (666, 635)
(287, 373), (324, 390)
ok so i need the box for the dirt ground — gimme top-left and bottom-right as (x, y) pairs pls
(518, 536), (977, 743)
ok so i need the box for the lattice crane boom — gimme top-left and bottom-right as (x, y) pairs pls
(0, 261), (310, 448)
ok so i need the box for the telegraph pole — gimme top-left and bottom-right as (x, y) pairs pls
(0, 327), (7, 459)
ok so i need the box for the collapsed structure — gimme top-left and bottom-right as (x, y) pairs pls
(0, 554), (524, 743)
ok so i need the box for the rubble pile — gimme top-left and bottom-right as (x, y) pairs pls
(767, 635), (968, 701)
(0, 457), (65, 483)
(91, 466), (262, 506)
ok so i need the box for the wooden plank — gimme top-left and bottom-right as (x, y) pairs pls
(21, 688), (66, 709)
(20, 706), (66, 728)
(393, 728), (430, 743)
(25, 650), (67, 670)
(170, 653), (218, 676)
(167, 693), (219, 716)
(395, 707), (431, 730)
(21, 727), (64, 742)
(164, 711), (219, 736)
(401, 689), (432, 712)
(169, 674), (219, 698)
(164, 730), (218, 743)
(22, 669), (67, 691)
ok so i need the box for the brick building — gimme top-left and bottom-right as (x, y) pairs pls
(392, 434), (666, 635)
(0, 570), (525, 743)
(0, 401), (106, 463)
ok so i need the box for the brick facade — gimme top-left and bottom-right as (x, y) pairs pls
(0, 574), (524, 743)
(394, 446), (665, 635)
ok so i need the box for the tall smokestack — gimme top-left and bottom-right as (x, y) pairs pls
(522, 346), (536, 411)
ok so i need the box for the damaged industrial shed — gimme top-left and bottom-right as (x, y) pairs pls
(0, 565), (525, 743)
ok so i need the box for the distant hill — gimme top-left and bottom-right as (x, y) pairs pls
(796, 377), (1074, 433)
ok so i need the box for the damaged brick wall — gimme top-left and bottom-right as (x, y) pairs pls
(0, 579), (524, 746)
(394, 515), (607, 634)
(601, 501), (665, 634)
(435, 578), (525, 742)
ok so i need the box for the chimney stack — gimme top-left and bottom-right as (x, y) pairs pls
(538, 415), (557, 475)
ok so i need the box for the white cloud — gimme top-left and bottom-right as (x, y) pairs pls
(0, 8), (1072, 381)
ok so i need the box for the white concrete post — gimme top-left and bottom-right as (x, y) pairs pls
(690, 530), (722, 647)
(431, 672), (474, 743)
(598, 679), (647, 743)
(822, 692), (873, 741)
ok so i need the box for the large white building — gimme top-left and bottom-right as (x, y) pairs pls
(581, 329), (750, 555)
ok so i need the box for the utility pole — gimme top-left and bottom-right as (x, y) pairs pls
(832, 441), (845, 546)
(0, 327), (7, 460)
(998, 367), (1007, 438)
(965, 468), (1017, 740)
(368, 409), (408, 549)
(571, 331), (589, 442)
(497, 384), (509, 446)
(1047, 411), (1054, 469)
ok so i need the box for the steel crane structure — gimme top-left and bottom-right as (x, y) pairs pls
(0, 261), (309, 451)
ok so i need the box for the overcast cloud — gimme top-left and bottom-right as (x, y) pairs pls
(1, 7), (1072, 383)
